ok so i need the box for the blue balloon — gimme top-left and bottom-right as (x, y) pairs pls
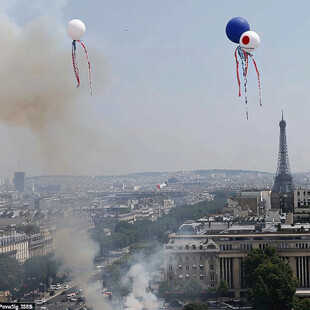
(226, 17), (250, 44)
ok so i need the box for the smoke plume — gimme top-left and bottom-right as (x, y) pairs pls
(123, 263), (160, 310)
(0, 14), (108, 174)
(55, 218), (114, 310)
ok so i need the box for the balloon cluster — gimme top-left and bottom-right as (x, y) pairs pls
(226, 17), (261, 119)
(67, 19), (92, 95)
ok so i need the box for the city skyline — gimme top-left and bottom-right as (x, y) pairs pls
(0, 1), (309, 177)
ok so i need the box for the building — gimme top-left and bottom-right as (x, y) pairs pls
(227, 190), (271, 216)
(294, 188), (310, 208)
(293, 188), (310, 222)
(271, 113), (294, 212)
(163, 224), (310, 299)
(28, 230), (53, 258)
(0, 230), (29, 263)
(13, 172), (25, 192)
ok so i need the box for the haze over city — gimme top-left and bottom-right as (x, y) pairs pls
(0, 0), (309, 177)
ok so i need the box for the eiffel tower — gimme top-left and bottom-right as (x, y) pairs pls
(271, 112), (294, 212)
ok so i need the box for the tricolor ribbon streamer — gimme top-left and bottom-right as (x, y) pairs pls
(71, 40), (93, 96)
(235, 46), (262, 119)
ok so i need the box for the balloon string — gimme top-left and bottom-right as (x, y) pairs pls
(249, 54), (262, 106)
(77, 40), (93, 96)
(238, 47), (249, 120)
(234, 48), (241, 97)
(244, 52), (249, 120)
(72, 41), (80, 88)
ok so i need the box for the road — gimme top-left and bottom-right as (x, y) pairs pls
(32, 252), (126, 310)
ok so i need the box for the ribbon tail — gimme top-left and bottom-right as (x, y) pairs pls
(72, 41), (80, 88)
(249, 54), (262, 106)
(234, 48), (241, 97)
(77, 40), (93, 96)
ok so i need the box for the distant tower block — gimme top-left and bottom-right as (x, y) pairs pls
(13, 172), (25, 192)
(271, 112), (294, 212)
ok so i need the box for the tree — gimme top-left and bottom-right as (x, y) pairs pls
(293, 297), (310, 310)
(22, 254), (60, 292)
(183, 302), (208, 310)
(184, 279), (203, 299)
(93, 195), (227, 250)
(243, 247), (298, 310)
(217, 279), (229, 302)
(158, 281), (172, 297)
(0, 254), (23, 291)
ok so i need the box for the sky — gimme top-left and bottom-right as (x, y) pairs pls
(0, 0), (309, 177)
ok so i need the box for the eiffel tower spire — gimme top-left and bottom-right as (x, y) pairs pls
(272, 112), (294, 193)
(271, 112), (294, 212)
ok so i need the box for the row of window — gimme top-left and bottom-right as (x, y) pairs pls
(220, 244), (232, 251)
(178, 274), (215, 280)
(177, 255), (215, 262)
(170, 242), (309, 255)
(240, 244), (253, 250)
(178, 265), (206, 270)
(295, 243), (309, 249)
(174, 244), (216, 250)
(168, 264), (215, 271)
(0, 236), (28, 245)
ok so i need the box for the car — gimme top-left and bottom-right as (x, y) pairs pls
(67, 292), (76, 298)
(40, 307), (48, 310)
(50, 285), (56, 290)
(70, 297), (78, 302)
(49, 291), (55, 296)
(36, 299), (46, 305)
(64, 285), (69, 289)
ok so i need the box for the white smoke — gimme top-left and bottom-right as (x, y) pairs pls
(122, 262), (161, 310)
(54, 218), (114, 310)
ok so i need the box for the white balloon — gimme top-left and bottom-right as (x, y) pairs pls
(239, 31), (260, 52)
(67, 19), (86, 41)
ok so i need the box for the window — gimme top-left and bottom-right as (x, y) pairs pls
(200, 265), (204, 270)
(186, 275), (189, 279)
(186, 265), (189, 270)
(210, 274), (215, 281)
(192, 245), (196, 250)
(169, 265), (172, 271)
(210, 265), (214, 271)
(200, 275), (204, 280)
(169, 275), (172, 281)
(199, 245), (203, 250)
(193, 265), (196, 270)
(185, 245), (189, 250)
(179, 265), (182, 270)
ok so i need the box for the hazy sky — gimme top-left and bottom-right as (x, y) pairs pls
(0, 0), (309, 177)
